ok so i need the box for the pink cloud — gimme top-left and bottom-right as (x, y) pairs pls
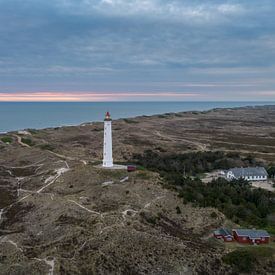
(0, 92), (200, 101)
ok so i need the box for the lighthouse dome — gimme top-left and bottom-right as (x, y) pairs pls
(105, 111), (112, 121)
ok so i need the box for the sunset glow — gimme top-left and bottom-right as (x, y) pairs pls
(0, 92), (200, 102)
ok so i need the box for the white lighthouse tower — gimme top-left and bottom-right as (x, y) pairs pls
(102, 111), (113, 168)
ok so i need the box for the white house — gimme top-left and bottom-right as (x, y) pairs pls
(225, 167), (268, 181)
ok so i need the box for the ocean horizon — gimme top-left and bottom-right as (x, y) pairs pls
(0, 101), (274, 133)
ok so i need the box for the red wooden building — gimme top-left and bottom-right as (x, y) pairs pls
(232, 229), (270, 245)
(213, 228), (234, 242)
(127, 165), (137, 172)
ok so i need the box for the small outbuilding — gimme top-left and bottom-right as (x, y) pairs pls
(214, 228), (234, 242)
(127, 165), (137, 172)
(225, 167), (268, 181)
(232, 229), (270, 245)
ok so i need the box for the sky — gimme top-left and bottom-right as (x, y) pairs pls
(0, 0), (275, 101)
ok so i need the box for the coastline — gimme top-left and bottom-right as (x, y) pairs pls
(0, 102), (274, 134)
(1, 103), (275, 274)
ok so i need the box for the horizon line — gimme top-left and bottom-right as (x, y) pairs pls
(0, 100), (274, 103)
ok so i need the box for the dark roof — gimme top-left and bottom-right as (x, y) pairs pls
(214, 228), (232, 236)
(227, 167), (268, 178)
(233, 229), (270, 238)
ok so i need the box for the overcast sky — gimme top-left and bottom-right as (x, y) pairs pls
(0, 0), (275, 101)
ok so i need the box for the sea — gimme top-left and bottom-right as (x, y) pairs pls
(0, 101), (274, 133)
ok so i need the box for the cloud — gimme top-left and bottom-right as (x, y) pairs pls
(0, 0), (275, 100)
(56, 0), (245, 24)
(0, 91), (200, 101)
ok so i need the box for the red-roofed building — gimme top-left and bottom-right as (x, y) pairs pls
(232, 229), (270, 245)
(213, 228), (234, 242)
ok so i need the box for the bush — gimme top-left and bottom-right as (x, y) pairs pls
(137, 171), (151, 180)
(124, 119), (139, 124)
(134, 150), (245, 177)
(1, 136), (12, 143)
(176, 206), (181, 214)
(267, 165), (275, 176)
(210, 212), (218, 218)
(177, 177), (274, 227)
(38, 144), (55, 151)
(21, 138), (35, 146)
(222, 250), (255, 273)
(134, 150), (275, 227)
(27, 129), (38, 135)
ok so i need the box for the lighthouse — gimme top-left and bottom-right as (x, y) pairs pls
(102, 111), (113, 167)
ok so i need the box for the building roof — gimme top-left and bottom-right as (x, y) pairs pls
(214, 228), (232, 237)
(233, 229), (270, 239)
(227, 167), (268, 178)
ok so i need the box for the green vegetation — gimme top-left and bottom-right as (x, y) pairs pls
(136, 171), (151, 180)
(222, 247), (274, 273)
(123, 118), (139, 124)
(210, 212), (218, 218)
(38, 143), (55, 151)
(222, 249), (255, 273)
(178, 177), (274, 227)
(27, 129), (38, 135)
(92, 128), (103, 132)
(21, 138), (35, 146)
(140, 211), (160, 225)
(267, 165), (275, 178)
(264, 225), (275, 235)
(154, 146), (166, 152)
(1, 136), (12, 143)
(176, 206), (181, 214)
(134, 150), (259, 176)
(134, 150), (275, 227)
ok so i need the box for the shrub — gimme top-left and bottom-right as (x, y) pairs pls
(210, 212), (218, 218)
(21, 138), (35, 146)
(124, 119), (139, 124)
(222, 250), (255, 273)
(134, 150), (275, 227)
(267, 165), (275, 178)
(1, 136), (12, 143)
(137, 171), (151, 180)
(38, 144), (55, 151)
(27, 129), (38, 135)
(176, 206), (181, 214)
